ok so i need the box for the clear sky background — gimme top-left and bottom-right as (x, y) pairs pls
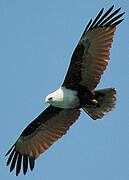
(0, 0), (129, 179)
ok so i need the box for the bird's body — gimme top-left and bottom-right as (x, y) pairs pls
(5, 6), (124, 176)
(45, 86), (95, 108)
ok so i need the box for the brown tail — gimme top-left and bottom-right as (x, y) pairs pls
(82, 88), (116, 120)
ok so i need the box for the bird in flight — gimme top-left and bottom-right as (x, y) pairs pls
(5, 5), (124, 176)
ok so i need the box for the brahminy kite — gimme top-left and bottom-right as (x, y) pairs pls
(5, 6), (124, 176)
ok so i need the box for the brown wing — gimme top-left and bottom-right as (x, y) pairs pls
(62, 6), (124, 91)
(5, 105), (80, 176)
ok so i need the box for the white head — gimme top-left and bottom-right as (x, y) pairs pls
(45, 88), (64, 107)
(45, 87), (79, 109)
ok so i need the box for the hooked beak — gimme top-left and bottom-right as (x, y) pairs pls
(45, 96), (52, 104)
(45, 98), (48, 104)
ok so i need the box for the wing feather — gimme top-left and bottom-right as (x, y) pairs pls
(62, 6), (124, 91)
(23, 156), (28, 175)
(29, 157), (35, 171)
(99, 7), (121, 26)
(6, 148), (15, 166)
(16, 153), (22, 176)
(5, 105), (80, 175)
(10, 152), (18, 172)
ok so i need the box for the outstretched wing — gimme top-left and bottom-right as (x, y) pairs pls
(5, 105), (80, 176)
(62, 6), (124, 91)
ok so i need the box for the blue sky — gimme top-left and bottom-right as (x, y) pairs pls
(0, 0), (129, 179)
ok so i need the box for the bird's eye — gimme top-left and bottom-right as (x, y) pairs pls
(48, 97), (53, 100)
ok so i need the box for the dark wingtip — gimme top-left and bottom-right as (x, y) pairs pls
(111, 5), (114, 8)
(6, 145), (36, 175)
(121, 12), (125, 16)
(5, 145), (15, 156)
(6, 151), (14, 166)
(16, 153), (22, 176)
(23, 155), (28, 175)
(84, 18), (92, 34)
(111, 18), (124, 27)
(101, 7), (104, 12)
(29, 157), (35, 171)
(10, 152), (18, 172)
(89, 8), (104, 30)
(109, 5), (114, 11)
(117, 7), (121, 12)
(16, 173), (19, 176)
(86, 5), (125, 31)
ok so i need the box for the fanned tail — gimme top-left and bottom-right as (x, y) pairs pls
(83, 88), (116, 120)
